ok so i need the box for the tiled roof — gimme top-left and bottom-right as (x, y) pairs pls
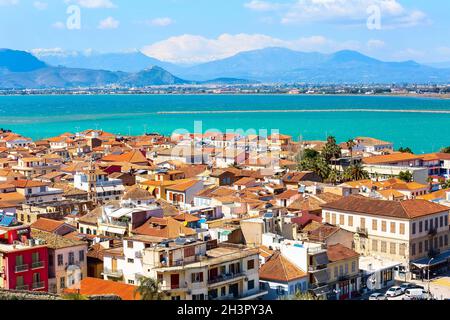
(362, 153), (422, 165)
(327, 244), (359, 262)
(31, 218), (68, 233)
(31, 229), (87, 249)
(259, 252), (307, 283)
(65, 278), (139, 300)
(321, 195), (449, 219)
(132, 216), (196, 239)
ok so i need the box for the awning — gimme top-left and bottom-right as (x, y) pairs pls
(314, 253), (329, 266)
(312, 269), (329, 284)
(411, 250), (450, 268)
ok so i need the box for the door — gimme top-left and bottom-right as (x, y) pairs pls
(171, 274), (180, 289)
(229, 283), (239, 298)
(111, 258), (117, 272)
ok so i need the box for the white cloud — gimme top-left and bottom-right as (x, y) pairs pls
(245, 0), (427, 28)
(0, 0), (18, 6)
(98, 16), (119, 29)
(141, 33), (337, 63)
(367, 39), (385, 49)
(150, 17), (174, 27)
(244, 0), (281, 11)
(67, 0), (116, 9)
(52, 21), (66, 29)
(33, 1), (47, 10)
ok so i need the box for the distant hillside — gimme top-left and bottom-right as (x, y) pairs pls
(173, 47), (450, 84)
(0, 51), (189, 89)
(0, 49), (47, 72)
(36, 51), (180, 73)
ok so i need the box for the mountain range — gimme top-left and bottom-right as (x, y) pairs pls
(1, 47), (450, 88)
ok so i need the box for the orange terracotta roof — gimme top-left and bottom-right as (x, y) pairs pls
(31, 218), (66, 233)
(166, 179), (200, 192)
(101, 150), (149, 164)
(259, 252), (307, 283)
(327, 244), (359, 262)
(363, 153), (421, 165)
(65, 278), (139, 300)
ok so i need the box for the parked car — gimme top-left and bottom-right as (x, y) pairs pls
(403, 289), (430, 300)
(369, 293), (387, 300)
(385, 286), (403, 297)
(399, 283), (424, 293)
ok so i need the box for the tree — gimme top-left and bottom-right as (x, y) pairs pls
(398, 171), (413, 183)
(62, 292), (89, 300)
(398, 147), (413, 154)
(346, 139), (356, 158)
(280, 290), (325, 301)
(440, 146), (450, 154)
(134, 277), (165, 300)
(322, 136), (342, 163)
(326, 169), (342, 185)
(442, 179), (450, 189)
(343, 163), (370, 182)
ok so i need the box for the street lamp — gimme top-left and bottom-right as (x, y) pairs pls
(427, 258), (434, 294)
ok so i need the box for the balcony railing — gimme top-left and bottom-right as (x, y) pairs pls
(103, 268), (124, 278)
(208, 272), (245, 285)
(428, 227), (437, 237)
(31, 261), (44, 269)
(15, 264), (29, 273)
(32, 281), (45, 290)
(356, 227), (369, 236)
(15, 285), (29, 291)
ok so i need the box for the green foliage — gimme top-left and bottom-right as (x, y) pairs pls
(280, 290), (326, 301)
(134, 277), (165, 301)
(441, 179), (450, 189)
(322, 136), (342, 162)
(343, 163), (370, 182)
(398, 147), (413, 154)
(398, 171), (413, 183)
(440, 146), (450, 154)
(62, 292), (89, 300)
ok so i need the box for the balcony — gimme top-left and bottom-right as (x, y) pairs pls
(32, 281), (45, 290)
(356, 227), (369, 237)
(103, 268), (124, 278)
(207, 272), (245, 286)
(428, 227), (437, 237)
(15, 285), (29, 291)
(15, 264), (29, 273)
(31, 261), (44, 270)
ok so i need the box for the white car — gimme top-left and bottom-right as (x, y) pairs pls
(385, 286), (403, 297)
(403, 289), (429, 300)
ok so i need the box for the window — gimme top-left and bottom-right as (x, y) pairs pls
(248, 280), (255, 290)
(412, 243), (416, 256)
(191, 272), (204, 283)
(57, 254), (63, 266)
(192, 294), (205, 300)
(360, 218), (366, 229)
(221, 287), (226, 296)
(348, 216), (353, 227)
(351, 261), (356, 273)
(399, 245), (406, 256)
(372, 219), (378, 231)
(412, 223), (416, 235)
(445, 235), (448, 246)
(339, 215), (344, 226)
(344, 264), (349, 275)
(390, 222), (396, 234)
(382, 221), (387, 232)
(439, 236), (443, 248)
(127, 241), (133, 249)
(79, 250), (85, 262)
(80, 227), (84, 234)
(425, 220), (429, 231)
(68, 252), (75, 265)
(339, 265), (344, 276)
(184, 246), (195, 258)
(128, 258), (134, 264)
(419, 221), (423, 233)
(425, 240), (429, 252)
(247, 259), (255, 270)
(60, 277), (65, 289)
(332, 214), (336, 225)
(400, 223), (405, 235)
(445, 215), (448, 226)
(440, 216), (444, 228)
(325, 213), (330, 223)
(381, 241), (387, 253)
(16, 255), (24, 266)
(128, 280), (135, 285)
(390, 243), (396, 255)
(334, 266), (338, 278)
(372, 240), (378, 252)
(419, 242), (423, 254)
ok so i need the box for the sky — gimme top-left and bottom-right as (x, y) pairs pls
(1, 0), (449, 64)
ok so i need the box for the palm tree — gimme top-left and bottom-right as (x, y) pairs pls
(322, 136), (342, 163)
(326, 169), (342, 185)
(344, 163), (369, 181)
(134, 277), (165, 300)
(346, 139), (356, 159)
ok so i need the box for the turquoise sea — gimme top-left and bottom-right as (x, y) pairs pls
(0, 94), (449, 153)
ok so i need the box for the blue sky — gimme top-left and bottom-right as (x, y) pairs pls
(1, 0), (449, 63)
